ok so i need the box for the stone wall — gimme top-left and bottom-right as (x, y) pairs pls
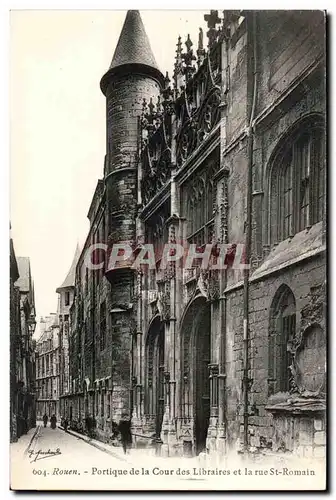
(105, 74), (160, 174)
(256, 11), (325, 114)
(65, 12), (326, 455)
(225, 252), (326, 452)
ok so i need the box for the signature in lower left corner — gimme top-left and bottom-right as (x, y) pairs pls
(27, 448), (62, 463)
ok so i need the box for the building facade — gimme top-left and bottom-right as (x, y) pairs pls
(67, 10), (326, 458)
(35, 315), (60, 420)
(10, 237), (21, 442)
(56, 246), (80, 420)
(10, 253), (37, 440)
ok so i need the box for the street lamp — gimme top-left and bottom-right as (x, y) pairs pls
(27, 315), (37, 336)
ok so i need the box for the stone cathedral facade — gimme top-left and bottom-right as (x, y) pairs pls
(66, 10), (326, 459)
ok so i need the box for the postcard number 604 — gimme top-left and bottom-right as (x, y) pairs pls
(32, 469), (47, 476)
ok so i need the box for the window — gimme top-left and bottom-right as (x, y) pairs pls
(65, 292), (70, 306)
(95, 390), (99, 415)
(100, 302), (106, 351)
(270, 117), (325, 245)
(64, 315), (69, 336)
(101, 391), (104, 417)
(270, 117), (325, 244)
(107, 393), (111, 418)
(145, 203), (169, 266)
(268, 285), (296, 395)
(183, 157), (218, 246)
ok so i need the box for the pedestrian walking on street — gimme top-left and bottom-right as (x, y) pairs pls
(118, 413), (132, 454)
(50, 414), (57, 429)
(43, 413), (48, 428)
(64, 416), (68, 432)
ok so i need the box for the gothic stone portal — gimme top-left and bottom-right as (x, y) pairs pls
(181, 296), (211, 455)
(145, 316), (165, 438)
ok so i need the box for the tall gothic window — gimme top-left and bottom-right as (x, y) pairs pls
(268, 285), (296, 395)
(145, 203), (170, 268)
(270, 117), (325, 245)
(183, 155), (218, 246)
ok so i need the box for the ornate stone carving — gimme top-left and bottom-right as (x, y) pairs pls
(285, 285), (326, 398)
(197, 269), (220, 302)
(140, 11), (224, 192)
(157, 290), (170, 322)
(220, 175), (229, 244)
(204, 10), (222, 48)
(140, 87), (173, 206)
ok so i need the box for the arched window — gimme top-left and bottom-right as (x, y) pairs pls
(270, 116), (325, 245)
(182, 151), (219, 247)
(268, 285), (296, 395)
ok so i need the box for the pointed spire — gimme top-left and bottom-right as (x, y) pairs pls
(56, 243), (81, 292)
(101, 10), (164, 94)
(109, 10), (159, 71)
(197, 28), (206, 67)
(173, 35), (184, 91)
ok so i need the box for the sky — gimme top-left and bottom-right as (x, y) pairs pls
(10, 10), (208, 321)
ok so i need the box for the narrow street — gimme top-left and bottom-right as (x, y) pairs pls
(10, 422), (326, 491)
(10, 421), (150, 490)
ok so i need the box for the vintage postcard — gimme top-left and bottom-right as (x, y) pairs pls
(9, 9), (327, 491)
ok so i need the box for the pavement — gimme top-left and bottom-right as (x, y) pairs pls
(56, 424), (150, 462)
(10, 425), (40, 456)
(9, 422), (326, 491)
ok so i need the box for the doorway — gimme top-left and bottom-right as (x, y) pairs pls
(145, 316), (165, 438)
(194, 303), (211, 454)
(181, 296), (211, 455)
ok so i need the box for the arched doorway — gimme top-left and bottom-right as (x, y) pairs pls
(181, 296), (211, 454)
(145, 316), (165, 437)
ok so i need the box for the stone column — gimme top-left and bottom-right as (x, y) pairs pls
(131, 268), (144, 436)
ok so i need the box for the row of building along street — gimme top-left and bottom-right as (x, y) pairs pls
(10, 10), (326, 461)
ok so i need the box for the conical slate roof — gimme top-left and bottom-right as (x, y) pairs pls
(100, 10), (164, 94)
(110, 10), (160, 71)
(56, 244), (81, 292)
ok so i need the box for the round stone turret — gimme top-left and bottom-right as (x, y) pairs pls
(101, 10), (164, 247)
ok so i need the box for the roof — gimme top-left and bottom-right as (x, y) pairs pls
(56, 244), (81, 292)
(100, 10), (164, 94)
(15, 257), (31, 293)
(87, 179), (104, 221)
(109, 10), (160, 72)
